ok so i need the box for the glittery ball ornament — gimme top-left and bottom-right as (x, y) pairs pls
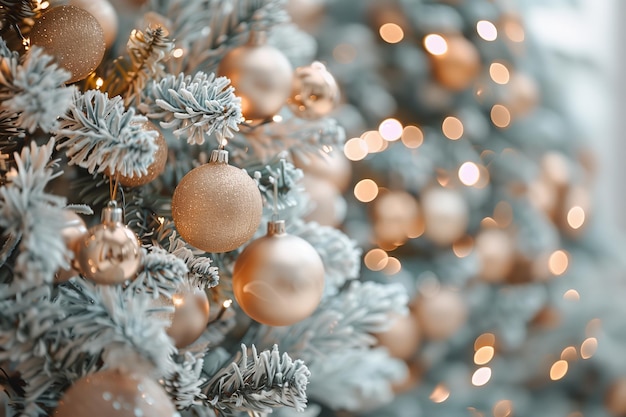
(217, 31), (293, 121)
(55, 210), (89, 282)
(54, 369), (178, 417)
(77, 202), (143, 284)
(232, 220), (325, 326)
(288, 61), (340, 120)
(29, 5), (106, 84)
(430, 34), (481, 91)
(160, 287), (210, 348)
(117, 122), (168, 187)
(171, 149), (263, 253)
(69, 0), (118, 49)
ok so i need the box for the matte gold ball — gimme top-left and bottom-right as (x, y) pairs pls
(232, 221), (325, 326)
(292, 150), (352, 192)
(431, 35), (481, 91)
(421, 187), (469, 246)
(30, 5), (106, 84)
(55, 210), (89, 282)
(372, 190), (421, 246)
(69, 0), (119, 49)
(217, 38), (293, 120)
(375, 312), (421, 361)
(288, 61), (340, 120)
(54, 369), (177, 417)
(171, 153), (263, 253)
(414, 288), (467, 341)
(117, 122), (168, 187)
(163, 288), (211, 349)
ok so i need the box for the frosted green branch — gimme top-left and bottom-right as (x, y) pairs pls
(169, 233), (220, 288)
(203, 344), (310, 414)
(55, 90), (159, 177)
(163, 352), (207, 409)
(126, 246), (189, 298)
(139, 71), (243, 145)
(0, 0), (37, 31)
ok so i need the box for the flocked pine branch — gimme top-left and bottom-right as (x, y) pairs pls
(203, 344), (310, 415)
(0, 0), (37, 33)
(55, 90), (159, 177)
(126, 246), (189, 298)
(139, 71), (243, 145)
(163, 352), (207, 410)
(168, 232), (220, 288)
(0, 108), (24, 142)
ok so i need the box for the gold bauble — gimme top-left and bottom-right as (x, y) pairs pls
(171, 149), (263, 253)
(292, 150), (352, 192)
(285, 0), (325, 32)
(475, 228), (515, 283)
(69, 0), (118, 49)
(77, 203), (142, 284)
(301, 175), (346, 227)
(117, 122), (168, 187)
(217, 32), (293, 120)
(372, 190), (421, 246)
(232, 220), (325, 327)
(421, 187), (469, 246)
(54, 369), (177, 417)
(375, 312), (421, 361)
(288, 61), (340, 120)
(29, 5), (106, 84)
(506, 72), (540, 118)
(414, 287), (467, 341)
(161, 287), (211, 349)
(606, 379), (626, 417)
(431, 34), (481, 91)
(55, 210), (89, 282)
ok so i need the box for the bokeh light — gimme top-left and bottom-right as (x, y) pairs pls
(380, 23), (404, 44)
(477, 20), (498, 41)
(424, 34), (448, 55)
(354, 179), (379, 202)
(442, 116), (464, 140)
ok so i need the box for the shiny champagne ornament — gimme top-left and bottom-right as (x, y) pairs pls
(55, 210), (89, 282)
(117, 121), (168, 187)
(171, 149), (263, 253)
(288, 61), (340, 120)
(475, 228), (515, 283)
(372, 190), (421, 246)
(430, 34), (481, 91)
(421, 187), (469, 246)
(77, 202), (143, 284)
(292, 149), (352, 192)
(414, 287), (467, 341)
(301, 175), (346, 228)
(69, 0), (118, 49)
(375, 312), (421, 361)
(232, 220), (325, 326)
(217, 31), (293, 121)
(161, 287), (211, 348)
(54, 369), (177, 417)
(29, 5), (106, 84)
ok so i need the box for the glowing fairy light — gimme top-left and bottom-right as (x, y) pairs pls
(458, 162), (480, 186)
(424, 34), (448, 55)
(560, 346), (578, 362)
(380, 23), (404, 44)
(471, 367), (492, 386)
(223, 299), (233, 308)
(401, 125), (424, 148)
(354, 179), (379, 202)
(172, 48), (184, 58)
(364, 249), (389, 271)
(362, 131), (386, 153)
(474, 333), (496, 350)
(563, 289), (580, 301)
(549, 250), (569, 276)
(474, 346), (495, 365)
(95, 77), (104, 89)
(489, 62), (510, 84)
(442, 116), (464, 140)
(567, 206), (586, 230)
(452, 236), (474, 258)
(382, 256), (402, 275)
(379, 118), (403, 141)
(491, 105), (511, 128)
(550, 360), (568, 381)
(477, 20), (498, 41)
(429, 384), (450, 403)
(493, 400), (513, 417)
(344, 138), (369, 161)
(580, 337), (598, 359)
(272, 114), (283, 122)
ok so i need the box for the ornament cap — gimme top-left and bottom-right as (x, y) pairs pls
(102, 201), (123, 224)
(209, 149), (229, 164)
(267, 219), (286, 236)
(247, 29), (268, 46)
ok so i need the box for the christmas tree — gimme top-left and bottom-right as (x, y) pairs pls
(0, 1), (623, 417)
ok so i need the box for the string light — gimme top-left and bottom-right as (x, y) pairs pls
(442, 116), (464, 140)
(424, 34), (448, 55)
(383, 257), (402, 275)
(563, 289), (580, 301)
(560, 346), (578, 362)
(429, 384), (450, 403)
(458, 162), (480, 186)
(272, 114), (283, 122)
(567, 206), (586, 229)
(379, 118), (403, 141)
(489, 62), (510, 84)
(379, 23), (404, 44)
(401, 125), (424, 148)
(472, 367), (492, 386)
(95, 77), (104, 89)
(477, 20), (498, 41)
(362, 131), (386, 153)
(491, 105), (511, 128)
(354, 179), (379, 202)
(344, 138), (369, 161)
(474, 346), (495, 365)
(223, 299), (233, 308)
(550, 360), (568, 380)
(580, 337), (598, 359)
(549, 250), (569, 275)
(364, 249), (389, 271)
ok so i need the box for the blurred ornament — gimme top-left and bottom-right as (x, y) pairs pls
(29, 5), (106, 84)
(288, 61), (340, 120)
(505, 72), (539, 118)
(559, 185), (591, 236)
(301, 175), (346, 227)
(421, 187), (469, 246)
(69, 0), (118, 49)
(161, 286), (210, 349)
(372, 190), (421, 246)
(217, 31), (293, 121)
(54, 369), (177, 417)
(392, 359), (422, 395)
(606, 378), (626, 417)
(430, 34), (481, 91)
(375, 311), (421, 361)
(286, 0), (326, 32)
(55, 210), (89, 282)
(116, 121), (168, 187)
(292, 150), (352, 192)
(232, 220), (325, 327)
(474, 228), (515, 283)
(414, 287), (467, 341)
(530, 306), (561, 330)
(171, 149), (262, 253)
(77, 201), (142, 284)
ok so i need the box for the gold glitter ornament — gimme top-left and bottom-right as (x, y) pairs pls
(69, 0), (119, 49)
(288, 61), (340, 120)
(171, 149), (263, 253)
(159, 287), (211, 349)
(77, 202), (143, 285)
(217, 31), (293, 121)
(55, 210), (89, 282)
(29, 5), (106, 84)
(54, 369), (177, 417)
(232, 220), (325, 327)
(117, 121), (168, 187)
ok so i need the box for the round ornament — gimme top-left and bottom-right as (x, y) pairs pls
(171, 149), (263, 253)
(69, 0), (118, 49)
(161, 287), (211, 349)
(474, 228), (515, 283)
(55, 210), (89, 282)
(117, 121), (168, 187)
(301, 175), (346, 227)
(421, 187), (469, 246)
(372, 190), (421, 246)
(77, 202), (143, 284)
(292, 150), (352, 192)
(288, 61), (340, 120)
(375, 312), (421, 361)
(506, 72), (540, 118)
(430, 34), (481, 91)
(217, 31), (293, 121)
(285, 0), (325, 32)
(232, 220), (325, 327)
(54, 369), (177, 417)
(29, 5), (106, 84)
(414, 287), (467, 341)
